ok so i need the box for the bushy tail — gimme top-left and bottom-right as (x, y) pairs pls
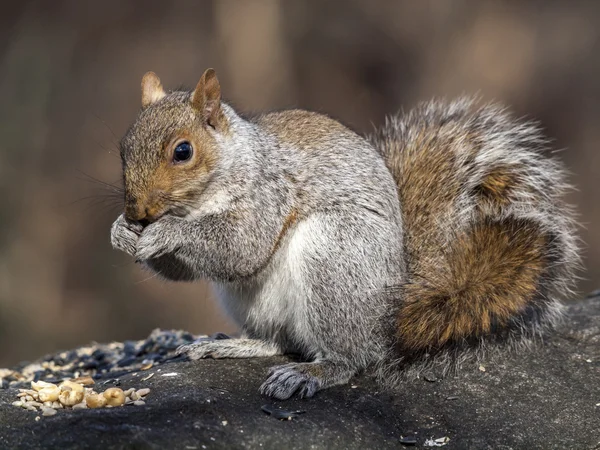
(370, 98), (579, 354)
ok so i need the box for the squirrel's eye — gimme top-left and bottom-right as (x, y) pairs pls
(173, 142), (193, 163)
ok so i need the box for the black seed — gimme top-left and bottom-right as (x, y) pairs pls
(139, 340), (154, 354)
(81, 360), (99, 370)
(53, 371), (74, 379)
(116, 356), (136, 367)
(164, 354), (188, 364)
(400, 435), (417, 446)
(123, 341), (138, 356)
(182, 332), (195, 342)
(261, 404), (306, 420)
(586, 289), (600, 298)
(211, 332), (231, 340)
(91, 349), (106, 360)
(423, 372), (438, 382)
(145, 353), (162, 362)
(33, 371), (46, 382)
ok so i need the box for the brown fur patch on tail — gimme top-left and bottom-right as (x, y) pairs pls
(397, 217), (549, 351)
(475, 166), (520, 213)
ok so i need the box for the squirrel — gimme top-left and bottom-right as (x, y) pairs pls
(110, 68), (579, 399)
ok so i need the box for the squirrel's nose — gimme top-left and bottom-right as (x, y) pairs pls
(124, 203), (163, 226)
(124, 191), (165, 224)
(124, 193), (142, 221)
(124, 205), (147, 223)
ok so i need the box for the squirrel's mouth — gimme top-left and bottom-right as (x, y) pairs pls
(137, 218), (151, 229)
(127, 205), (188, 229)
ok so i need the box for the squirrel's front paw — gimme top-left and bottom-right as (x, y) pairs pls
(110, 214), (141, 257)
(177, 341), (231, 360)
(135, 219), (177, 261)
(177, 338), (281, 360)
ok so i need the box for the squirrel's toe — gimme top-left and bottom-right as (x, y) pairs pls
(260, 363), (322, 400)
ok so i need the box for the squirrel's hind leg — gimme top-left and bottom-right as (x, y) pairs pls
(260, 360), (355, 400)
(176, 338), (281, 360)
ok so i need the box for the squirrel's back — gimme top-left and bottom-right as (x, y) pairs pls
(370, 98), (579, 356)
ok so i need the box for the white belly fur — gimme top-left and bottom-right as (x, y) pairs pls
(212, 217), (321, 352)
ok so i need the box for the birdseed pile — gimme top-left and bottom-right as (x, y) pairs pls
(0, 328), (199, 390)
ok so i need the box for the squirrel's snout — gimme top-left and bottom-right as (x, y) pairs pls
(124, 200), (146, 223)
(124, 207), (161, 226)
(124, 200), (163, 226)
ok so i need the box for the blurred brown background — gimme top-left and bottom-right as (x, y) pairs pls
(0, 0), (598, 367)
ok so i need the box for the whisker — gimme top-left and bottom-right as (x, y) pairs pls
(91, 137), (120, 160)
(92, 112), (121, 146)
(76, 170), (123, 193)
(69, 193), (123, 205)
(135, 272), (160, 285)
(64, 193), (124, 212)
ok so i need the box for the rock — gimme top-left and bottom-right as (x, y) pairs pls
(0, 297), (599, 449)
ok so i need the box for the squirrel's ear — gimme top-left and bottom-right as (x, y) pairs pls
(192, 68), (222, 128)
(141, 72), (166, 107)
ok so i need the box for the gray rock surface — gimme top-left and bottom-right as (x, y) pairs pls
(1, 297), (599, 449)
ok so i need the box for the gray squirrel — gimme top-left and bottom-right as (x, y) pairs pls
(111, 69), (579, 399)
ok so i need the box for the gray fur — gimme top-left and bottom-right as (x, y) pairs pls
(111, 93), (579, 399)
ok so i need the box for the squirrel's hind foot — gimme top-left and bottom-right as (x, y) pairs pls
(260, 361), (355, 400)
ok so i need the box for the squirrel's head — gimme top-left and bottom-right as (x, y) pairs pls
(119, 68), (226, 224)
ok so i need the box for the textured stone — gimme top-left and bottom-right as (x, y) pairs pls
(0, 297), (599, 449)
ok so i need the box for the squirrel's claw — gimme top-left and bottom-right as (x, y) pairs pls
(260, 363), (322, 400)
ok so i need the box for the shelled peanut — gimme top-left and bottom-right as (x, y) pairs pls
(11, 377), (151, 417)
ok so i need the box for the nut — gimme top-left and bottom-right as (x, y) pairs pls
(26, 401), (43, 408)
(72, 402), (87, 410)
(103, 388), (126, 407)
(40, 406), (57, 417)
(31, 381), (57, 392)
(123, 388), (135, 397)
(136, 388), (150, 397)
(38, 386), (60, 402)
(71, 376), (95, 386)
(133, 400), (145, 406)
(58, 389), (84, 406)
(60, 380), (84, 393)
(85, 393), (107, 409)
